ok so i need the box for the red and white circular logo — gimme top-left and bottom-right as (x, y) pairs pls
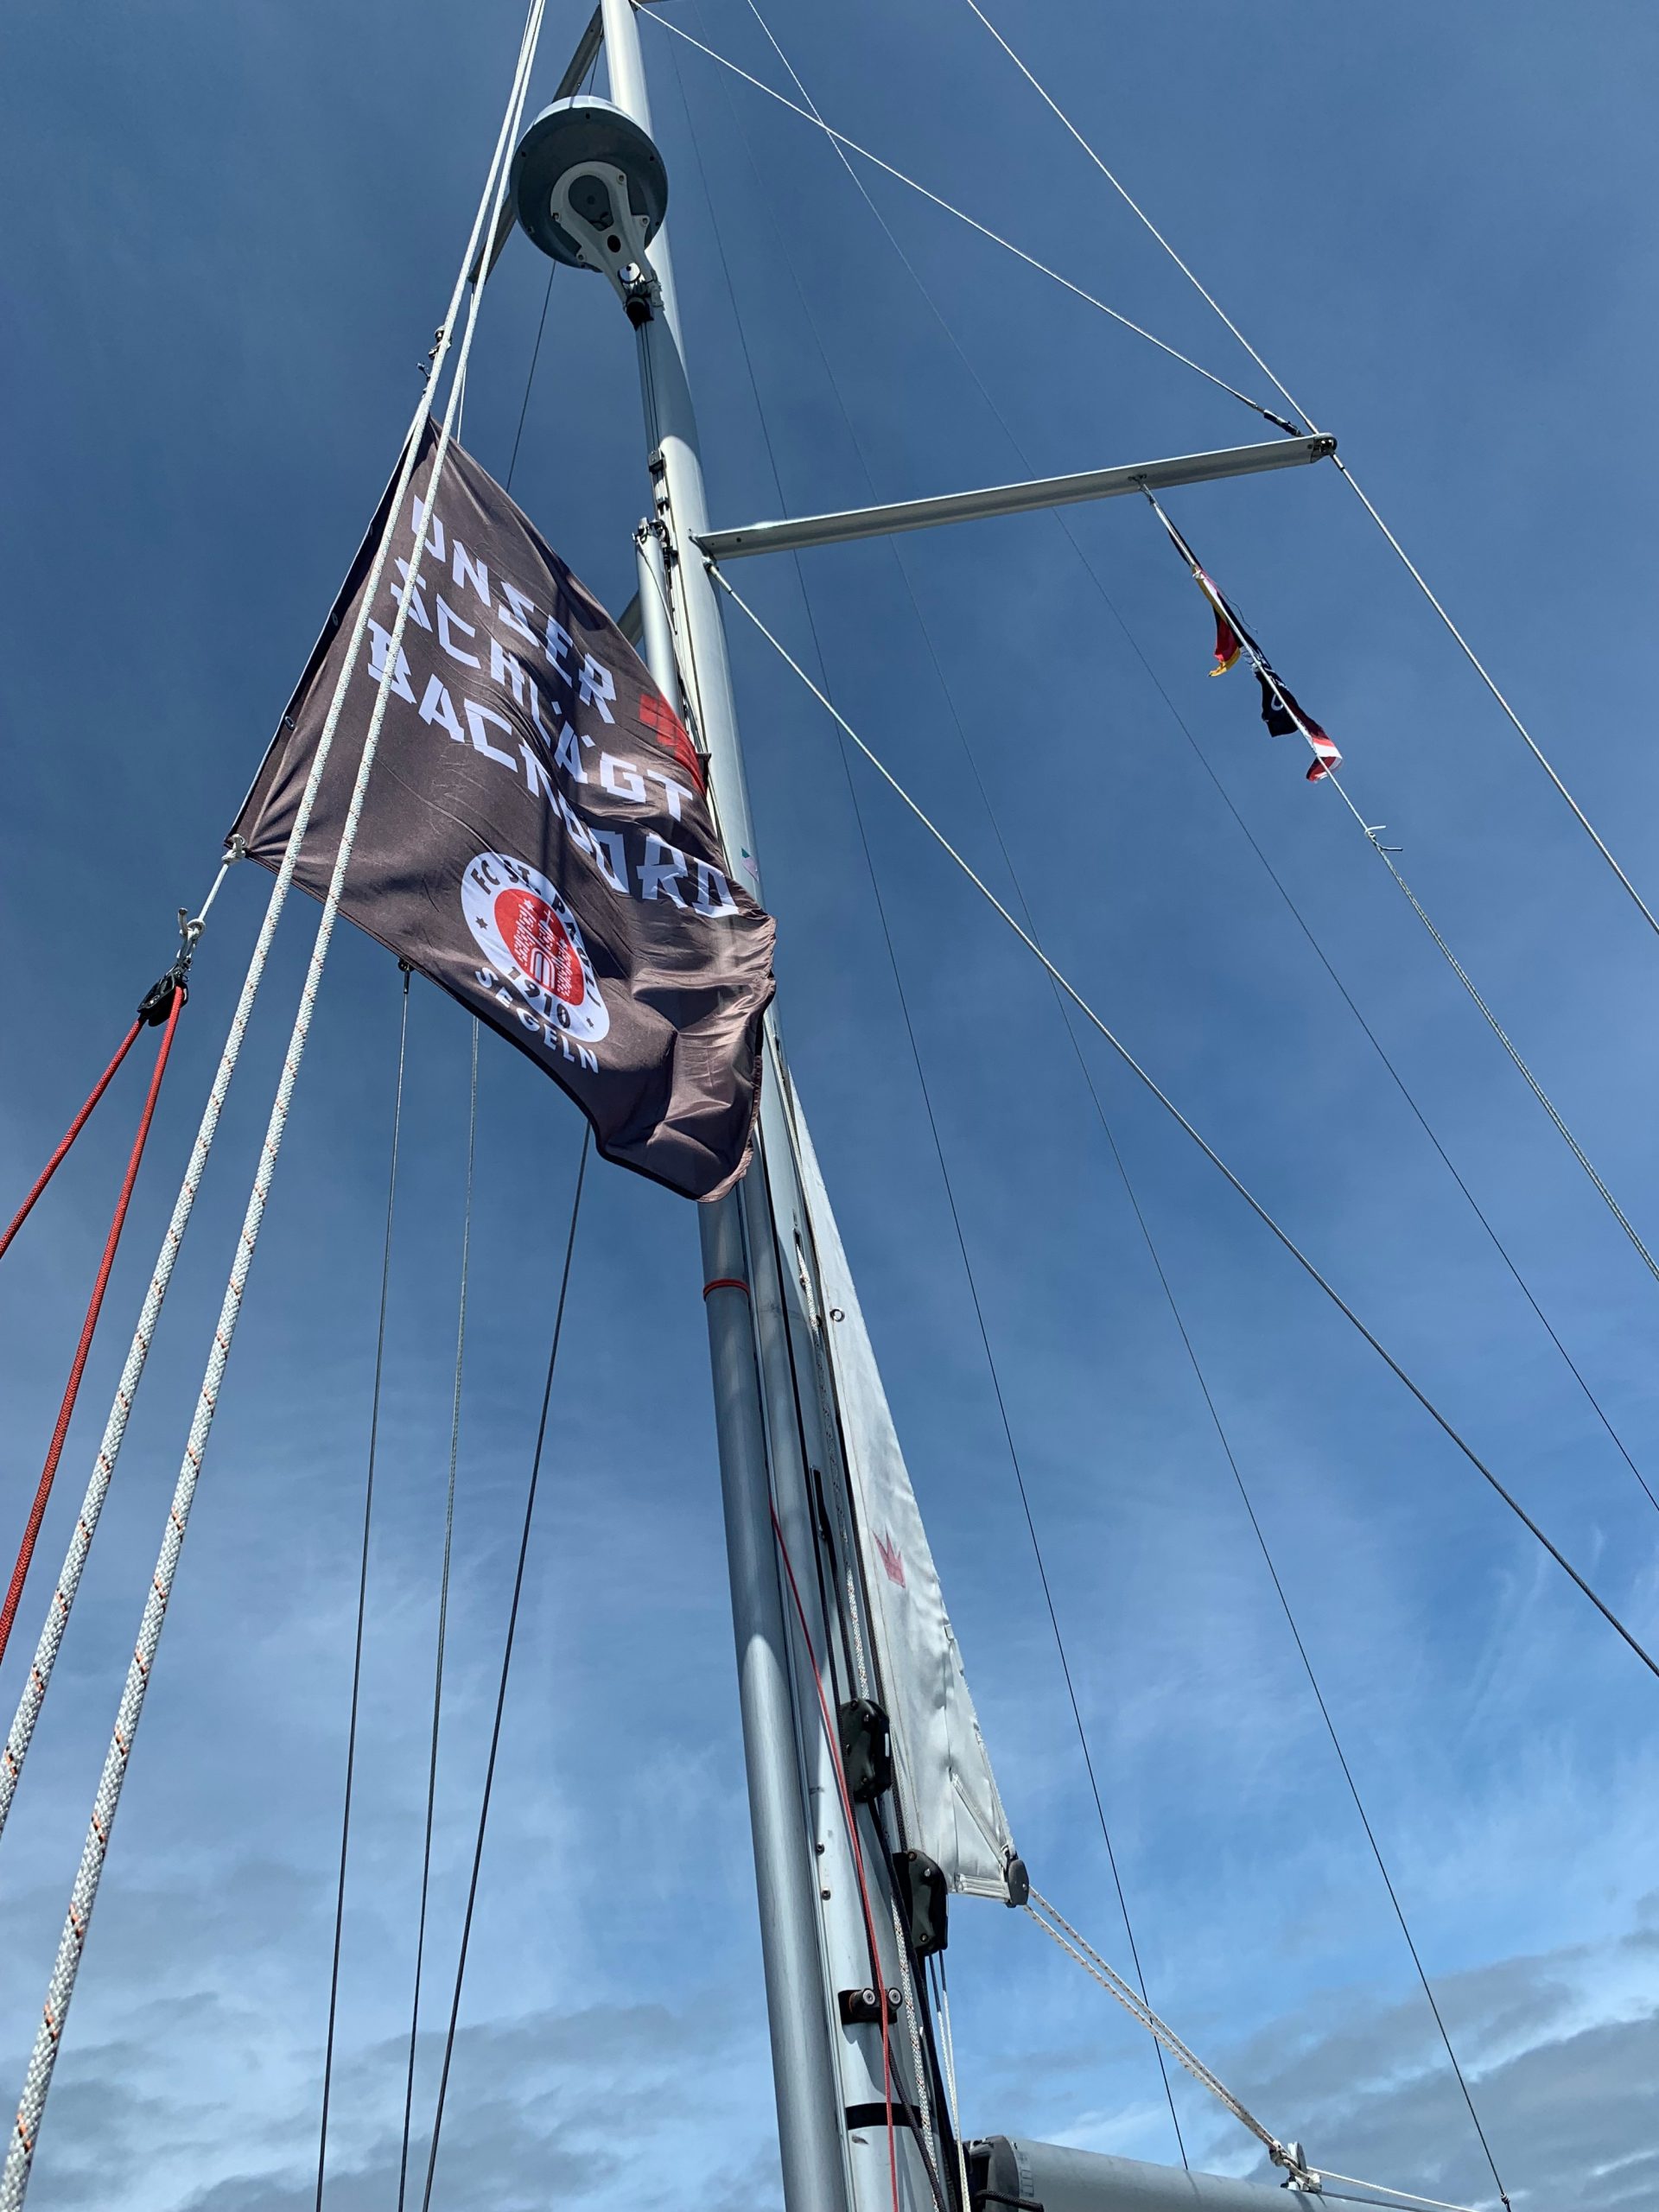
(461, 852), (609, 1043)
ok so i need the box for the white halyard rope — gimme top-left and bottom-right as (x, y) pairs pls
(0, 10), (545, 2198)
(887, 1897), (940, 2194)
(1025, 1891), (1287, 2164)
(1026, 1895), (1485, 2212)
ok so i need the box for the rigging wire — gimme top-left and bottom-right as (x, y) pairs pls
(687, 30), (1528, 2178)
(505, 278), (554, 490)
(951, 0), (1659, 943)
(642, 11), (1298, 434)
(395, 1017), (480, 2212)
(415, 1129), (588, 2212)
(672, 28), (1188, 2161)
(502, 48), (595, 499)
(1, 12), (548, 2196)
(1146, 492), (1659, 1296)
(747, 1088), (958, 2212)
(723, 0), (1652, 1517)
(1058, 1021), (1518, 2209)
(769, 1497), (904, 2212)
(709, 565), (1659, 1688)
(956, 0), (1316, 434)
(315, 967), (410, 2212)
(725, 45), (1533, 2166)
(653, 1), (1657, 937)
(734, 42), (1626, 2165)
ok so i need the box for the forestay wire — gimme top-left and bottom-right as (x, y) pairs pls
(709, 563), (1659, 1685)
(953, 0), (1659, 943)
(0, 7), (548, 2199)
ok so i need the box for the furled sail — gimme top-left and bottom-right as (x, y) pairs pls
(783, 1091), (1023, 1904)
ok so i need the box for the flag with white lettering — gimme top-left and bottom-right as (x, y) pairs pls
(232, 419), (776, 1200)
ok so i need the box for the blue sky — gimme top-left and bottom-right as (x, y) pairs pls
(2, 1), (1657, 2207)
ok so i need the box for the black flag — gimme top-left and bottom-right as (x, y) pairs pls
(232, 420), (776, 1200)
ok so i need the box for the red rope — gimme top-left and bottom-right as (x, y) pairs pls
(0, 1020), (144, 1266)
(0, 989), (185, 1669)
(769, 1501), (901, 2212)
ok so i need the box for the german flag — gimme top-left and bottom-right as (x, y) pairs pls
(1193, 568), (1243, 676)
(1148, 496), (1341, 785)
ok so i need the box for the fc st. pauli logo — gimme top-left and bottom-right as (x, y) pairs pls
(462, 852), (609, 1044)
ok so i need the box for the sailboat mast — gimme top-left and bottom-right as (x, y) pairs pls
(601, 7), (861, 2206)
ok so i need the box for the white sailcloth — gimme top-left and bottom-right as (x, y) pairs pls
(784, 1093), (1021, 1904)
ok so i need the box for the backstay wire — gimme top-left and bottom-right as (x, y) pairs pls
(414, 1129), (588, 2212)
(952, 0), (1659, 944)
(1145, 490), (1659, 1298)
(396, 1016), (480, 2212)
(709, 563), (1659, 1688)
(718, 0), (1654, 1519)
(315, 965), (411, 2212)
(683, 35), (1518, 2190)
(671, 25), (1189, 2164)
(0, 7), (548, 2199)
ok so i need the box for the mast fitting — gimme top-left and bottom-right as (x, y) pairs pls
(509, 96), (668, 321)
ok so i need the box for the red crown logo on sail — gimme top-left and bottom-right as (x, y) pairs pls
(874, 1530), (906, 1588)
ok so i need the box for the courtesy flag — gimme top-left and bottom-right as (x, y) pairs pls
(1192, 566), (1243, 677)
(1152, 501), (1342, 784)
(232, 419), (776, 1201)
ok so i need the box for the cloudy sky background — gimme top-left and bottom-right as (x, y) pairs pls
(2, 1), (1657, 2206)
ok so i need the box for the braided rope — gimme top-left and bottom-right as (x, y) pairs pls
(1025, 1891), (1284, 2160)
(887, 1897), (940, 2196)
(0, 13), (544, 2198)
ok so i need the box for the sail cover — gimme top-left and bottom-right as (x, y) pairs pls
(787, 1101), (1021, 1904)
(232, 419), (775, 1201)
